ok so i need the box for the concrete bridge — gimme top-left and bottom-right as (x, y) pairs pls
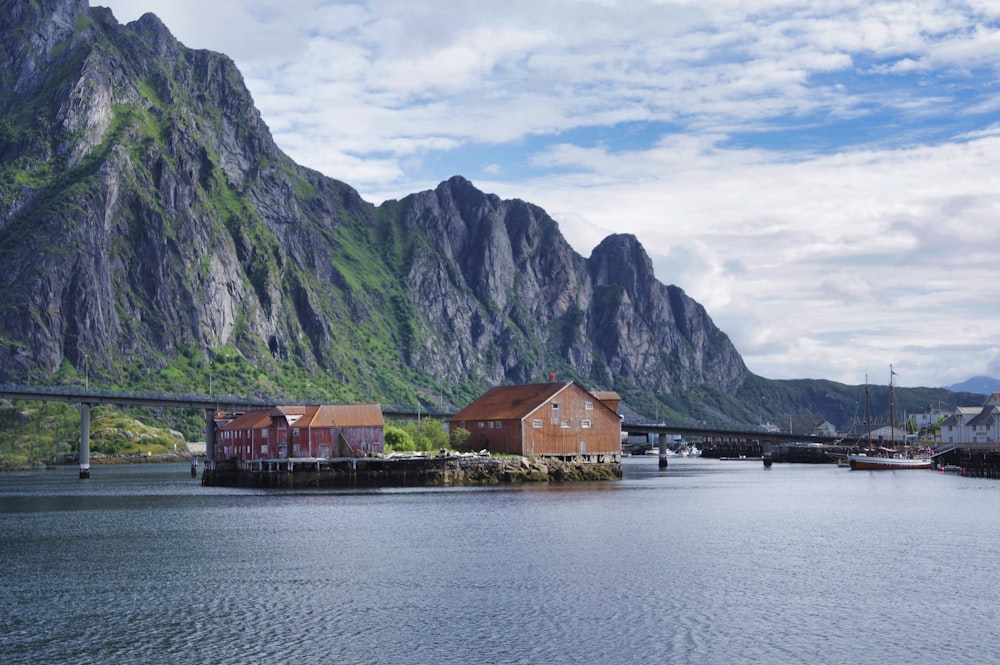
(2, 383), (859, 477)
(0, 385), (277, 478)
(619, 422), (842, 467)
(620, 422), (839, 445)
(0, 385), (458, 478)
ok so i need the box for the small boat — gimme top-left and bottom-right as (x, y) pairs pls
(826, 452), (851, 468)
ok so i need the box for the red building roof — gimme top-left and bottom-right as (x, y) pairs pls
(220, 410), (273, 431)
(220, 404), (384, 431)
(297, 403), (384, 428)
(451, 382), (572, 422)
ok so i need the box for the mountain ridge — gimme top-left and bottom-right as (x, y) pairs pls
(0, 0), (978, 433)
(948, 376), (1000, 395)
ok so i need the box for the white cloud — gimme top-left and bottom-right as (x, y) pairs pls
(511, 134), (1000, 386)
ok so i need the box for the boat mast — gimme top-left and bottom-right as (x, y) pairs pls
(865, 375), (872, 454)
(889, 364), (897, 449)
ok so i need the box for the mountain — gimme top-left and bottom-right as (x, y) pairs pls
(0, 0), (749, 420)
(0, 0), (972, 433)
(948, 377), (1000, 395)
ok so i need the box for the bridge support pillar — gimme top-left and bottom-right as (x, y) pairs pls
(658, 433), (668, 468)
(79, 403), (91, 479)
(204, 408), (215, 467)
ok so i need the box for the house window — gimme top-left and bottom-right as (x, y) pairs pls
(581, 419), (592, 428)
(532, 419), (542, 428)
(293, 428), (300, 436)
(495, 421), (502, 429)
(552, 402), (560, 411)
(488, 421), (494, 429)
(561, 419), (570, 429)
(262, 429), (269, 438)
(460, 421), (466, 429)
(261, 445), (269, 455)
(585, 401), (593, 410)
(478, 421), (485, 429)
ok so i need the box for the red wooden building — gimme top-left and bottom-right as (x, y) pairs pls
(449, 381), (621, 461)
(216, 404), (384, 461)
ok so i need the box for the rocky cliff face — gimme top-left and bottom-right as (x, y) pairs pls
(389, 177), (748, 399)
(0, 0), (749, 422)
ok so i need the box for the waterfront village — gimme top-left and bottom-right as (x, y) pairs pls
(200, 380), (1000, 487)
(203, 380), (625, 487)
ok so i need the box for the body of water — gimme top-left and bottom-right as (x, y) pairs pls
(2, 457), (998, 664)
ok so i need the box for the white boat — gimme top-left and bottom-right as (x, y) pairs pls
(849, 366), (931, 471)
(848, 453), (932, 470)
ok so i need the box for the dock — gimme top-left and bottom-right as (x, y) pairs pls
(202, 454), (622, 488)
(933, 446), (1000, 478)
(704, 441), (857, 464)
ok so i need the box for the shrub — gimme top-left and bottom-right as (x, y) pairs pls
(384, 425), (415, 452)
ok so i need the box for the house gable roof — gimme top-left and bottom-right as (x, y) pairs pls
(451, 382), (572, 422)
(968, 405), (1000, 427)
(300, 403), (384, 428)
(219, 409), (273, 431)
(220, 404), (384, 431)
(451, 381), (620, 423)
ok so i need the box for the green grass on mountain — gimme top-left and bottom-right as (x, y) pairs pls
(0, 402), (187, 470)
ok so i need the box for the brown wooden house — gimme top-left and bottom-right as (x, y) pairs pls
(217, 404), (384, 461)
(449, 381), (621, 461)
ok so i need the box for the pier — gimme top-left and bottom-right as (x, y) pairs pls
(933, 444), (1000, 478)
(202, 454), (622, 488)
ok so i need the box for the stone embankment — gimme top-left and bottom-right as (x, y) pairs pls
(203, 454), (622, 488)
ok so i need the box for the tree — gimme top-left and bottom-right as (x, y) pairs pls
(417, 417), (450, 451)
(384, 425), (415, 452)
(399, 417), (450, 452)
(450, 427), (471, 452)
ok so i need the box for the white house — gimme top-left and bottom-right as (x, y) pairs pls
(939, 393), (1000, 445)
(909, 407), (949, 433)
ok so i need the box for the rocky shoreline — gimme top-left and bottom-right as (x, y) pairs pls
(203, 454), (622, 488)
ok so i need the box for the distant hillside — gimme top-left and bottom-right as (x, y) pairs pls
(948, 376), (1000, 395)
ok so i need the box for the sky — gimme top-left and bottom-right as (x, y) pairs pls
(98, 0), (1000, 389)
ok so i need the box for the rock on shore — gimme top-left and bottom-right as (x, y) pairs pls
(203, 454), (622, 488)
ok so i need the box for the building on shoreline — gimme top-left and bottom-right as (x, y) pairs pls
(216, 404), (384, 461)
(940, 392), (1000, 446)
(449, 381), (621, 461)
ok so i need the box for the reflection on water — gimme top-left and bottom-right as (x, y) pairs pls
(2, 458), (999, 664)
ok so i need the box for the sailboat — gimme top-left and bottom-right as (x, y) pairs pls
(848, 366), (932, 471)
